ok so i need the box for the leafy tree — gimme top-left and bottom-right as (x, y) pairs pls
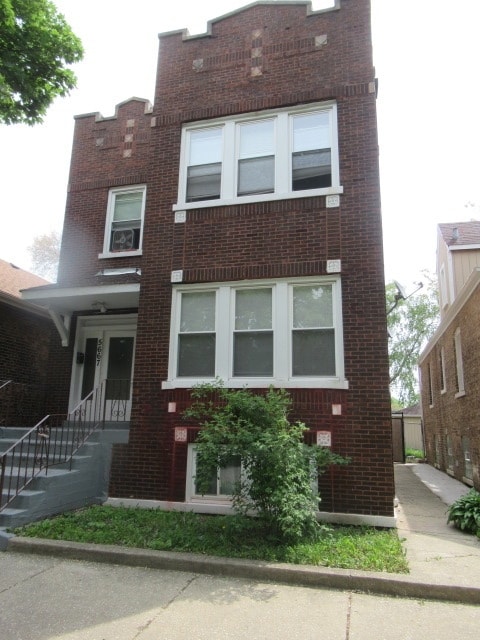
(184, 382), (348, 544)
(28, 229), (60, 280)
(386, 273), (439, 406)
(0, 0), (83, 125)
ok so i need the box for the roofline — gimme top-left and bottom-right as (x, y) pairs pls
(448, 244), (480, 251)
(74, 97), (152, 122)
(0, 290), (51, 319)
(158, 1), (341, 42)
(419, 267), (480, 364)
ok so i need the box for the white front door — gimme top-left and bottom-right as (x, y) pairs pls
(72, 322), (136, 421)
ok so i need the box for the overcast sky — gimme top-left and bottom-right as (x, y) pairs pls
(2, 0), (480, 291)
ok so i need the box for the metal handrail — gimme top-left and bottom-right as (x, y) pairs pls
(0, 378), (131, 512)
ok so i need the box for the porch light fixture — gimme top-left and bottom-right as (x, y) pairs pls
(92, 301), (108, 313)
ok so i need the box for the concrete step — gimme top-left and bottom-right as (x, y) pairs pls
(0, 427), (32, 440)
(0, 422), (124, 529)
(0, 506), (28, 527)
(1, 488), (46, 508)
(0, 439), (101, 455)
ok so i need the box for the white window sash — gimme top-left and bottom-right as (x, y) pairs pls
(454, 328), (465, 395)
(99, 185), (146, 258)
(175, 103), (342, 211)
(164, 277), (347, 389)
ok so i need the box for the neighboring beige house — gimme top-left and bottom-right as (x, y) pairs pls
(437, 221), (480, 316)
(419, 221), (480, 490)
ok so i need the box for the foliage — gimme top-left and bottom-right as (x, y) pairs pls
(0, 0), (83, 125)
(404, 448), (425, 459)
(447, 490), (480, 535)
(184, 382), (348, 544)
(386, 273), (439, 406)
(15, 505), (409, 573)
(28, 229), (60, 280)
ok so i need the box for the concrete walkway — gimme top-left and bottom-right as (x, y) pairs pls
(394, 463), (480, 592)
(5, 464), (480, 605)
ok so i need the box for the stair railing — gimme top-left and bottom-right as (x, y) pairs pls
(0, 378), (131, 512)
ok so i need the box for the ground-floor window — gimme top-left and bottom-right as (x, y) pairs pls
(462, 436), (473, 481)
(446, 434), (454, 473)
(185, 445), (241, 501)
(163, 276), (347, 390)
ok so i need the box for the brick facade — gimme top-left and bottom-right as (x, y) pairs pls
(0, 261), (56, 425)
(36, 1), (394, 520)
(420, 272), (480, 491)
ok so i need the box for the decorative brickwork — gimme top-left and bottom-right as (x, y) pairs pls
(49, 1), (394, 519)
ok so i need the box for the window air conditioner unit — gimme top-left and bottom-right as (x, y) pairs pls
(111, 229), (134, 251)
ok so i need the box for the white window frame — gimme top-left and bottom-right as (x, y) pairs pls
(99, 185), (146, 258)
(162, 276), (347, 390)
(446, 434), (454, 473)
(454, 328), (465, 397)
(174, 102), (342, 211)
(186, 444), (243, 503)
(461, 436), (473, 482)
(428, 361), (434, 407)
(439, 346), (447, 394)
(185, 444), (317, 505)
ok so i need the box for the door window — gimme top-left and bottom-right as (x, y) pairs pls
(106, 337), (134, 400)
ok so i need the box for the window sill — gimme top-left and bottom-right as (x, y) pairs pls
(162, 377), (349, 390)
(462, 476), (474, 487)
(455, 390), (466, 399)
(173, 186), (344, 211)
(98, 250), (143, 259)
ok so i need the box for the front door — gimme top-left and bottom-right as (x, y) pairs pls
(73, 325), (136, 421)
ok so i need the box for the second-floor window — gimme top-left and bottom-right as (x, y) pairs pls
(100, 185), (146, 258)
(454, 328), (465, 396)
(177, 102), (340, 209)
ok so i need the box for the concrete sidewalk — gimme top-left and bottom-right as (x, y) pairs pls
(394, 463), (480, 593)
(5, 464), (480, 605)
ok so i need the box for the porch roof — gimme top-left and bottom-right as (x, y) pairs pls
(20, 282), (140, 313)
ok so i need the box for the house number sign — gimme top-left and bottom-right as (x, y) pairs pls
(96, 338), (103, 367)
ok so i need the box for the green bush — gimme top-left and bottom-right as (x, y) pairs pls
(184, 382), (348, 544)
(447, 489), (480, 534)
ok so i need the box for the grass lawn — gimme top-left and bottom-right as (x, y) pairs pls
(15, 505), (409, 574)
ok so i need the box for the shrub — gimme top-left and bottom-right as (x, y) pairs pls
(184, 382), (348, 544)
(447, 489), (480, 535)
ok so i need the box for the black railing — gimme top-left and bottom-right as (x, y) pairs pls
(0, 379), (131, 511)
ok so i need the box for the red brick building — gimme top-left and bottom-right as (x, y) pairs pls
(0, 260), (53, 425)
(419, 222), (480, 491)
(24, 1), (394, 525)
